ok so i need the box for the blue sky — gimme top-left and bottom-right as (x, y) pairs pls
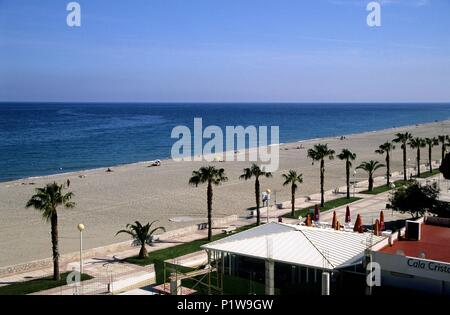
(0, 0), (449, 102)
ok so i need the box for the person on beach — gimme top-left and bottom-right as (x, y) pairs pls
(66, 179), (70, 188)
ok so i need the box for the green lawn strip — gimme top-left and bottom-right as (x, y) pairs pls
(124, 223), (257, 268)
(413, 169), (440, 179)
(0, 272), (93, 295)
(360, 180), (410, 195)
(282, 196), (362, 219)
(361, 169), (441, 195)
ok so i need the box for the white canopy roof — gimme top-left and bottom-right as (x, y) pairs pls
(202, 222), (385, 270)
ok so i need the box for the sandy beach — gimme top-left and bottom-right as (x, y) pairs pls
(0, 119), (449, 267)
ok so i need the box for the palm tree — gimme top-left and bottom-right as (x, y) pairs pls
(189, 166), (228, 241)
(375, 142), (395, 186)
(337, 149), (357, 199)
(425, 137), (439, 173)
(240, 164), (272, 226)
(307, 144), (335, 207)
(409, 137), (426, 177)
(438, 135), (449, 162)
(282, 170), (303, 217)
(26, 182), (75, 280)
(356, 160), (385, 192)
(116, 221), (165, 259)
(393, 132), (413, 181)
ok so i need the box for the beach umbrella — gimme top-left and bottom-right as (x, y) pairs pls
(353, 214), (363, 233)
(331, 211), (337, 230)
(335, 220), (341, 231)
(379, 211), (385, 231)
(305, 214), (312, 227)
(314, 204), (320, 222)
(345, 206), (351, 223)
(374, 219), (380, 236)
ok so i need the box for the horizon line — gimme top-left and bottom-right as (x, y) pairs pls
(1, 101), (450, 105)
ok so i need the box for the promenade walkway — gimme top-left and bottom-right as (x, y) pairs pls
(0, 166), (443, 295)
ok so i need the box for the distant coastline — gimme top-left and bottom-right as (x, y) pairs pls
(1, 103), (450, 182)
(2, 117), (449, 185)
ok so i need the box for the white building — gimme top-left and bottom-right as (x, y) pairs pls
(202, 222), (386, 295)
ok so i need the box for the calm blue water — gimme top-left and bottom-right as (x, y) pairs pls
(1, 103), (449, 182)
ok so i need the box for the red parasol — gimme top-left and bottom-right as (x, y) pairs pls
(353, 214), (363, 233)
(331, 211), (337, 230)
(314, 204), (320, 222)
(379, 211), (385, 231)
(335, 220), (341, 231)
(305, 214), (312, 227)
(345, 206), (351, 223)
(374, 219), (380, 236)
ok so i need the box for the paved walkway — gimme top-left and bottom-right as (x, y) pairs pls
(318, 192), (409, 227)
(0, 219), (251, 295)
(264, 169), (406, 222)
(0, 165), (442, 295)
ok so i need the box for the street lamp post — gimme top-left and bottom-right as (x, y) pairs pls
(353, 170), (357, 197)
(407, 158), (412, 179)
(266, 189), (271, 223)
(262, 189), (271, 223)
(77, 223), (85, 275)
(443, 150), (447, 189)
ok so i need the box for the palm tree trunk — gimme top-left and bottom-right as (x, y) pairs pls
(346, 160), (350, 199)
(442, 144), (446, 162)
(429, 145), (433, 173)
(417, 148), (421, 177)
(255, 178), (260, 226)
(139, 244), (148, 259)
(207, 181), (213, 241)
(403, 146), (407, 181)
(368, 175), (374, 191)
(386, 151), (390, 186)
(291, 185), (295, 217)
(50, 212), (60, 281)
(320, 159), (325, 207)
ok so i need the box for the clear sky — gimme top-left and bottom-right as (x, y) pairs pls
(0, 0), (449, 102)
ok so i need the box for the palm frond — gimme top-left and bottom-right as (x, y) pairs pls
(189, 166), (228, 187)
(356, 160), (385, 174)
(116, 220), (166, 247)
(282, 170), (303, 189)
(308, 144), (335, 161)
(115, 229), (136, 237)
(26, 182), (75, 221)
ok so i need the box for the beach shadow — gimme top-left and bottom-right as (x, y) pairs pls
(155, 239), (193, 245)
(89, 256), (125, 267)
(362, 218), (410, 233)
(384, 218), (410, 231)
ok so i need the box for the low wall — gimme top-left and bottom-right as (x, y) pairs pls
(0, 240), (133, 277)
(158, 215), (238, 240)
(372, 251), (450, 286)
(425, 216), (450, 227)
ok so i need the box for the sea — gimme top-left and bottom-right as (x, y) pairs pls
(1, 103), (449, 182)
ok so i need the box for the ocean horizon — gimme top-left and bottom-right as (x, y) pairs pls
(1, 102), (450, 182)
